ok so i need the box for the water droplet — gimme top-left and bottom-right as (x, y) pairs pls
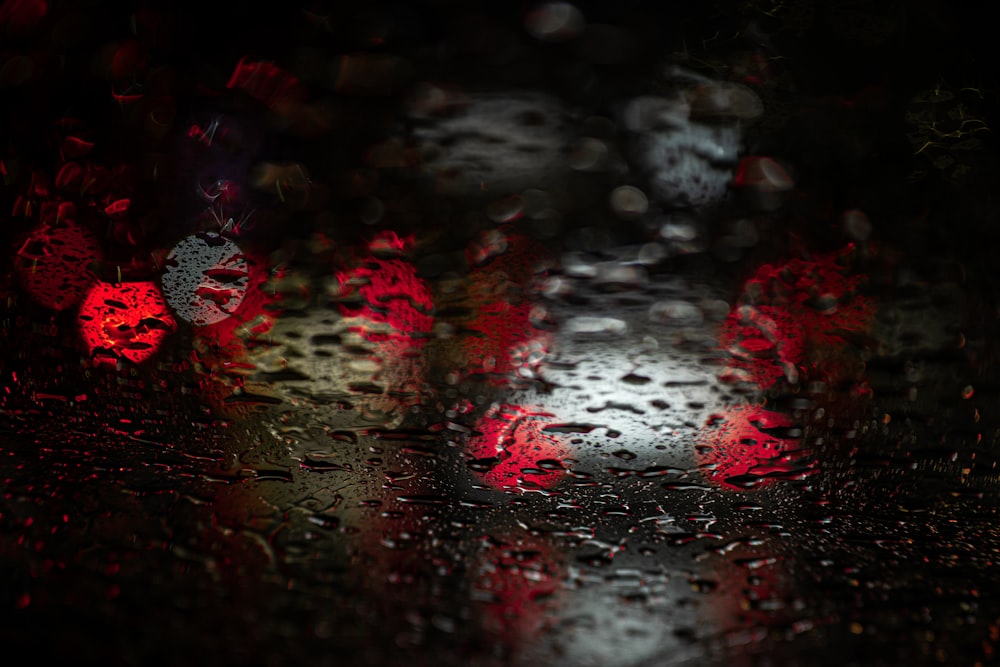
(525, 2), (585, 43)
(842, 209), (872, 240)
(569, 137), (610, 171)
(609, 185), (648, 220)
(732, 156), (794, 211)
(649, 300), (704, 326)
(564, 316), (628, 337)
(593, 262), (648, 290)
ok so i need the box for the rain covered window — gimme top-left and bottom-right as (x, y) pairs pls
(2, 2), (999, 665)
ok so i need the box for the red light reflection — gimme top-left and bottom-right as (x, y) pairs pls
(336, 255), (434, 413)
(470, 530), (565, 640)
(449, 231), (552, 383)
(467, 405), (569, 491)
(703, 245), (876, 490)
(699, 533), (800, 641)
(190, 251), (277, 410)
(694, 406), (810, 491)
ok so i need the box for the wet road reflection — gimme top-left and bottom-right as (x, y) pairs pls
(4, 1), (1000, 666)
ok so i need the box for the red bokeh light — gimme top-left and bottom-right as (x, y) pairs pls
(14, 216), (102, 311)
(78, 281), (176, 365)
(720, 247), (876, 389)
(337, 257), (434, 340)
(227, 58), (305, 111)
(0, 0), (48, 31)
(336, 255), (434, 413)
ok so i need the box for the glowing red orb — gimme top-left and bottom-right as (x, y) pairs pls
(78, 281), (175, 364)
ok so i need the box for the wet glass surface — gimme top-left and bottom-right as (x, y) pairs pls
(3, 2), (1000, 665)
